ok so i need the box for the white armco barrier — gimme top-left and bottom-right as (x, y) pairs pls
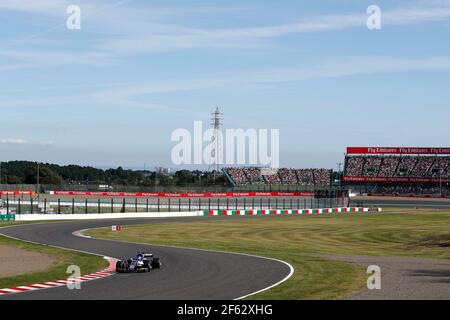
(15, 212), (201, 221)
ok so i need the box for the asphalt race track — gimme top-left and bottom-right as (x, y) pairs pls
(0, 217), (292, 300)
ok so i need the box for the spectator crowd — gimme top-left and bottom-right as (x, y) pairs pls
(345, 156), (450, 178)
(369, 185), (450, 196)
(224, 167), (332, 186)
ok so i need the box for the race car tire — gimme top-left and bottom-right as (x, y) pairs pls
(151, 258), (161, 269)
(116, 261), (130, 273)
(143, 260), (151, 272)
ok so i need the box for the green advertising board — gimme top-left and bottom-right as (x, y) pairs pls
(0, 214), (16, 221)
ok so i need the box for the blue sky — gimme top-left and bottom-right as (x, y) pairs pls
(1, 0), (450, 170)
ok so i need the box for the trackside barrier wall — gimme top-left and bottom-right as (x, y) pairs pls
(14, 212), (200, 221)
(13, 207), (380, 221)
(199, 207), (381, 216)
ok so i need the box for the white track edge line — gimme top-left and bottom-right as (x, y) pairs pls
(233, 257), (294, 300)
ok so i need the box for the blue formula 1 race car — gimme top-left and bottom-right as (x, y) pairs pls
(115, 253), (162, 273)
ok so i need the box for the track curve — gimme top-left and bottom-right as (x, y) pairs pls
(0, 217), (292, 300)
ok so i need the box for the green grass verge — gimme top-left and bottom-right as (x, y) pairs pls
(0, 222), (108, 289)
(87, 209), (450, 300)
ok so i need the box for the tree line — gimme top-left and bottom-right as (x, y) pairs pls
(0, 161), (226, 187)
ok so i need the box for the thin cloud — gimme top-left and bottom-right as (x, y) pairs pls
(1, 54), (449, 109)
(1, 54), (450, 109)
(0, 138), (54, 146)
(83, 55), (450, 108)
(0, 138), (28, 145)
(0, 0), (69, 14)
(0, 49), (114, 69)
(98, 4), (450, 55)
(2, 2), (450, 68)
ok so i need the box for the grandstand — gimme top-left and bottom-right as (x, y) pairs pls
(342, 147), (450, 196)
(224, 167), (332, 187)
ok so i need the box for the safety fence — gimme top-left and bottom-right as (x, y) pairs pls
(0, 184), (330, 193)
(48, 191), (314, 197)
(0, 197), (345, 215)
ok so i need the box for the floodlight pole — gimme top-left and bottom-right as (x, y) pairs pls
(336, 162), (343, 189)
(37, 162), (40, 203)
(155, 166), (158, 190)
